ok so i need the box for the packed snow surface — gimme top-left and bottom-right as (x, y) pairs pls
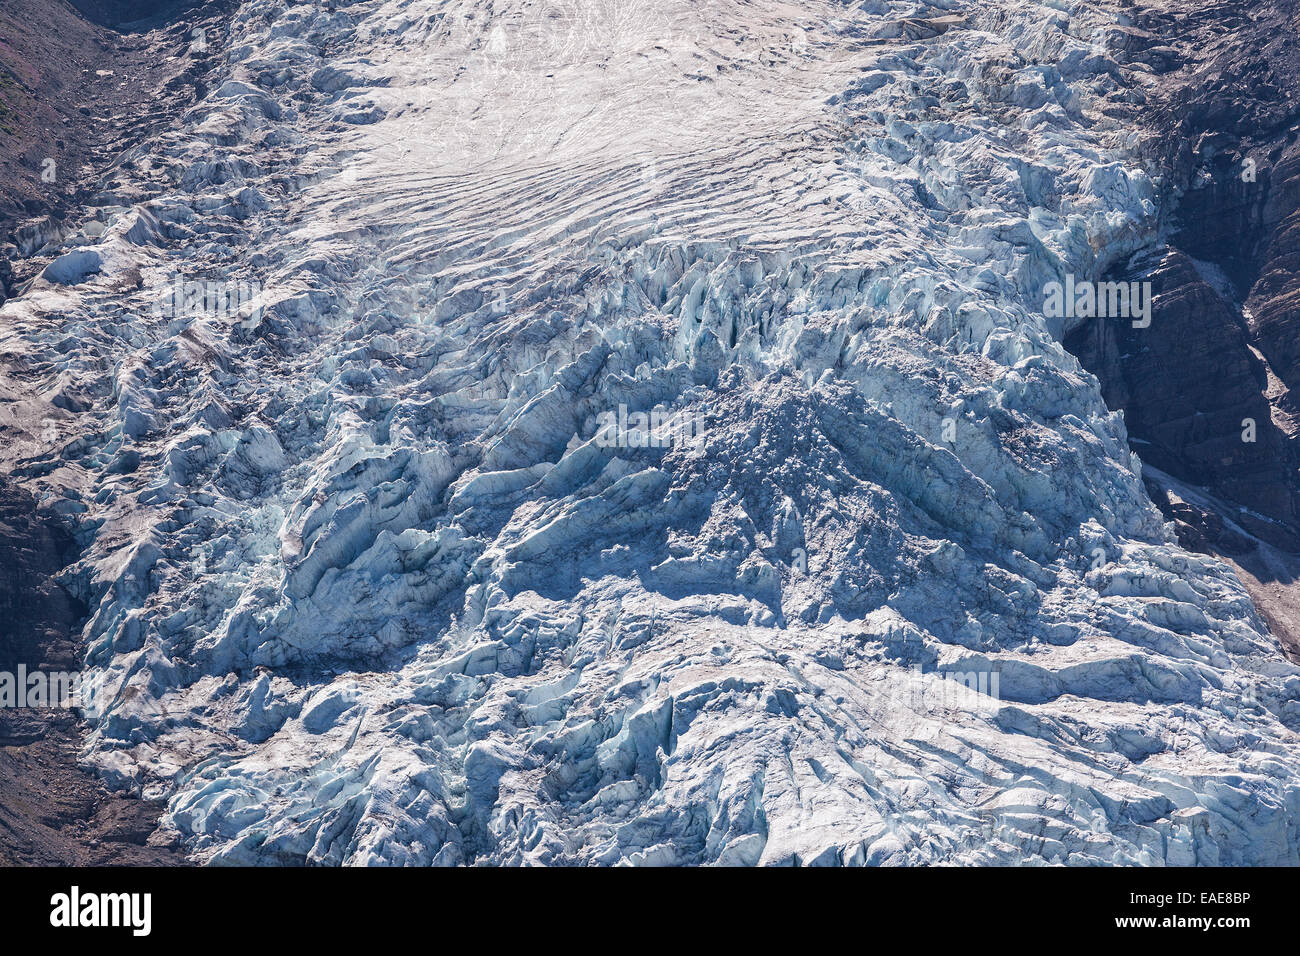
(3, 0), (1300, 864)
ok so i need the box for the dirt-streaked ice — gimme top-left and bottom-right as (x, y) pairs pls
(3, 0), (1299, 864)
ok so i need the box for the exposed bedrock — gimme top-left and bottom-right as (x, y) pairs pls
(68, 0), (204, 27)
(0, 478), (83, 681)
(1066, 1), (1300, 638)
(0, 0), (225, 865)
(0, 477), (183, 865)
(1064, 249), (1294, 543)
(0, 0), (233, 301)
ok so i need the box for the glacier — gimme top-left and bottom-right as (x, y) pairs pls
(2, 0), (1299, 865)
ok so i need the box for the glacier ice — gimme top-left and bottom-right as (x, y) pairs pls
(2, 0), (1299, 865)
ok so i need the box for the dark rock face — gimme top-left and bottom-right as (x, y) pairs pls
(0, 0), (231, 300)
(68, 0), (199, 27)
(0, 0), (222, 865)
(1145, 482), (1256, 557)
(1065, 250), (1297, 547)
(0, 478), (84, 674)
(0, 480), (180, 863)
(1248, 145), (1300, 395)
(0, 479), (185, 865)
(1066, 0), (1300, 649)
(1138, 0), (1300, 404)
(1159, 19), (1300, 415)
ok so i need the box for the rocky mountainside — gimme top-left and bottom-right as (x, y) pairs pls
(0, 473), (185, 864)
(0, 0), (231, 300)
(0, 0), (219, 865)
(1065, 0), (1300, 655)
(1, 0), (1298, 865)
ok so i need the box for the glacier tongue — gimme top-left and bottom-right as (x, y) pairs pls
(3, 0), (1300, 865)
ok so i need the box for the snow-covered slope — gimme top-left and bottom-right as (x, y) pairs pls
(4, 0), (1300, 864)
